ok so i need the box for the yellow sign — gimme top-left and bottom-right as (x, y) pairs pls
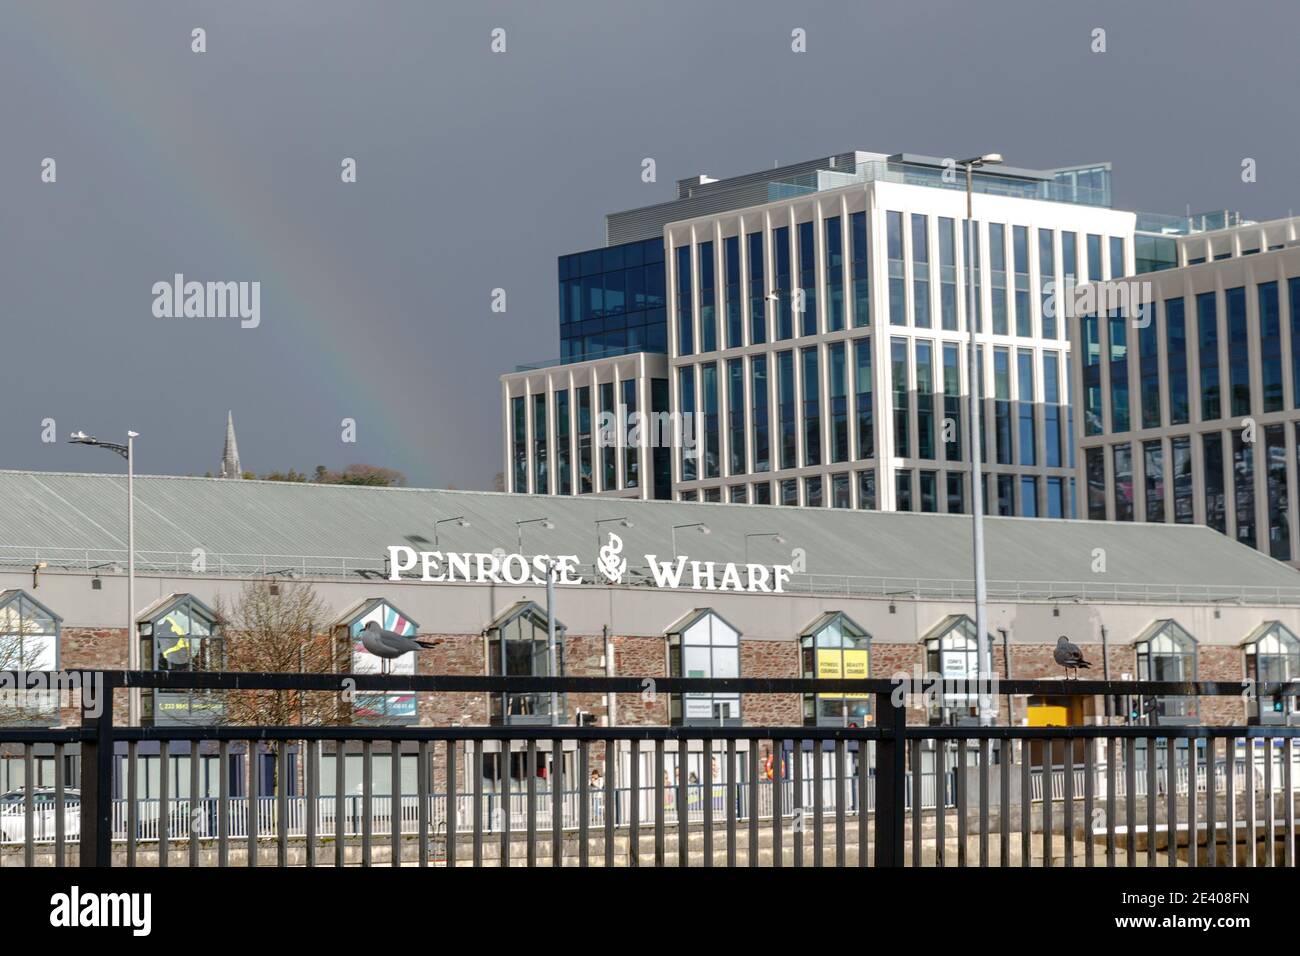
(1027, 705), (1069, 727)
(816, 649), (868, 699)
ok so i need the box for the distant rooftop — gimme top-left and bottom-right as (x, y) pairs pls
(606, 151), (1116, 244)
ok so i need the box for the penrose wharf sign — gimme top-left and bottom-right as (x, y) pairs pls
(386, 532), (795, 594)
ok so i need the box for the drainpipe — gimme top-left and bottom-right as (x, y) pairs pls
(998, 628), (1012, 726)
(603, 624), (616, 727)
(1100, 624), (1111, 720)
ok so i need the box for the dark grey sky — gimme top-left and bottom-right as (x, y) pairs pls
(1, 0), (1294, 489)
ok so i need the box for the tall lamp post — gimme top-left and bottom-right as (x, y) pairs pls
(593, 516), (633, 569)
(958, 152), (1002, 726)
(69, 429), (140, 725)
(743, 531), (785, 565)
(433, 515), (470, 550)
(516, 517), (558, 720)
(671, 522), (710, 558)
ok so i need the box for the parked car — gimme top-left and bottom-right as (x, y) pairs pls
(0, 788), (81, 842)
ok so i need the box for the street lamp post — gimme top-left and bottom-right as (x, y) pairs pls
(743, 531), (785, 566)
(433, 515), (470, 550)
(593, 517), (633, 571)
(516, 517), (558, 720)
(671, 522), (710, 558)
(69, 429), (140, 725)
(958, 152), (1002, 726)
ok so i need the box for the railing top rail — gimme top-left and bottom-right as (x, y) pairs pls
(11, 669), (1300, 699)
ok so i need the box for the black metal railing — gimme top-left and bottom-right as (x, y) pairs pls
(0, 671), (1296, 867)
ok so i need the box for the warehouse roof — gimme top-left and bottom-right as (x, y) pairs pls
(0, 470), (1295, 604)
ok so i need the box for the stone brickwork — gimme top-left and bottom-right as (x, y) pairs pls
(35, 622), (1256, 732)
(59, 626), (129, 726)
(611, 635), (668, 725)
(739, 639), (800, 724)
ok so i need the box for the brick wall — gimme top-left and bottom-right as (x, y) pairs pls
(611, 635), (668, 725)
(416, 633), (487, 726)
(59, 626), (129, 726)
(739, 639), (800, 724)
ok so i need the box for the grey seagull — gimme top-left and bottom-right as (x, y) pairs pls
(1053, 635), (1092, 679)
(359, 620), (443, 661)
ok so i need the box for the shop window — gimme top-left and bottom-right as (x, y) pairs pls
(486, 602), (565, 726)
(0, 590), (60, 725)
(1242, 622), (1300, 723)
(921, 614), (993, 725)
(799, 611), (871, 726)
(666, 609), (740, 726)
(137, 593), (223, 726)
(1133, 620), (1198, 723)
(334, 598), (421, 726)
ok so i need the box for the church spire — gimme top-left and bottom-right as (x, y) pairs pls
(219, 411), (242, 479)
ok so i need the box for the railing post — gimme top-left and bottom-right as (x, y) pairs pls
(874, 690), (906, 868)
(80, 671), (117, 867)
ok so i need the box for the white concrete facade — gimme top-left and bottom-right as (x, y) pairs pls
(665, 178), (1135, 514)
(501, 351), (669, 500)
(1071, 217), (1300, 566)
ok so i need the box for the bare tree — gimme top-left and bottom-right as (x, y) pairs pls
(214, 580), (349, 800)
(215, 579), (345, 727)
(0, 623), (54, 726)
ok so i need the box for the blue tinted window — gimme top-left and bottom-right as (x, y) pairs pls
(1112, 443), (1133, 521)
(802, 346), (821, 466)
(825, 217), (844, 332)
(1259, 282), (1282, 413)
(560, 240), (667, 362)
(775, 227), (793, 339)
(698, 242), (717, 353)
(1109, 312), (1130, 433)
(1038, 229), (1056, 338)
(798, 222), (817, 336)
(748, 232), (767, 345)
(1137, 302), (1160, 429)
(911, 214), (931, 329)
(829, 341), (849, 463)
(916, 339), (935, 460)
(887, 212), (905, 325)
(1165, 298), (1189, 424)
(724, 236), (742, 349)
(855, 338), (874, 459)
(1226, 286), (1250, 416)
(989, 223), (1007, 335)
(1017, 349), (1036, 465)
(677, 245), (694, 356)
(751, 355), (770, 472)
(1197, 292), (1220, 420)
(851, 212), (870, 327)
(777, 351), (796, 469)
(891, 338), (909, 458)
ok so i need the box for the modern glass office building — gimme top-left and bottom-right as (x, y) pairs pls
(502, 150), (1244, 514)
(1070, 216), (1300, 566)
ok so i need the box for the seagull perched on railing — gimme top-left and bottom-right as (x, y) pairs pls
(1053, 635), (1092, 679)
(359, 621), (443, 660)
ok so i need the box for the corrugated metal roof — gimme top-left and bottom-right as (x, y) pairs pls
(0, 470), (1296, 601)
